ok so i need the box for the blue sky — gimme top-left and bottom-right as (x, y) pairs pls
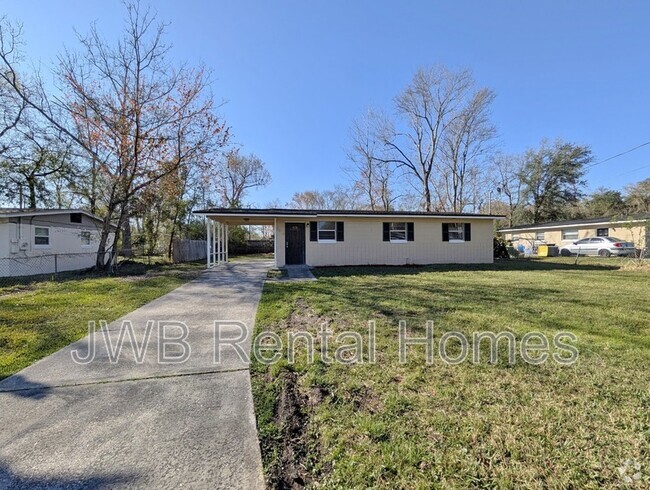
(4, 1), (650, 206)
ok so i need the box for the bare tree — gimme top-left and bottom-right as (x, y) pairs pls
(376, 65), (496, 212)
(215, 150), (270, 208)
(345, 110), (397, 211)
(439, 88), (496, 212)
(0, 3), (231, 268)
(0, 18), (27, 151)
(492, 153), (525, 226)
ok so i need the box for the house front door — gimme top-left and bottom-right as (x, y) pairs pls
(285, 223), (305, 265)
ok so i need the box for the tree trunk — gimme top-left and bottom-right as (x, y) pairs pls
(121, 205), (133, 257)
(27, 178), (37, 208)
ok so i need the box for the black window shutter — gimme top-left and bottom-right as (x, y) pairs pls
(383, 222), (390, 242)
(464, 223), (472, 241)
(442, 223), (449, 242)
(310, 221), (318, 241)
(407, 222), (414, 241)
(336, 222), (344, 242)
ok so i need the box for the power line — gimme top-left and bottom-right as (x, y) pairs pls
(587, 140), (650, 169)
(617, 163), (650, 177)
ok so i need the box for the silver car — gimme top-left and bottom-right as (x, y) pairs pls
(560, 237), (636, 257)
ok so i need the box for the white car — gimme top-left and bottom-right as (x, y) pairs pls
(560, 237), (636, 257)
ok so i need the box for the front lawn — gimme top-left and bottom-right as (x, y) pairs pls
(0, 261), (204, 380)
(252, 257), (650, 488)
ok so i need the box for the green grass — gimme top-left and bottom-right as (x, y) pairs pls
(0, 261), (204, 380)
(251, 257), (650, 489)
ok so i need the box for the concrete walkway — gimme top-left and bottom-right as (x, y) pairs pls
(0, 260), (272, 489)
(283, 264), (317, 282)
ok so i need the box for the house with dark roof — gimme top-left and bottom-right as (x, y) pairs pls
(0, 208), (117, 277)
(499, 214), (649, 254)
(193, 208), (503, 268)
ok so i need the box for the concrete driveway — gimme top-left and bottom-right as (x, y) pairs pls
(0, 260), (272, 489)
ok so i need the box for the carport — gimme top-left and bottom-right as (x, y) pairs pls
(196, 209), (290, 269)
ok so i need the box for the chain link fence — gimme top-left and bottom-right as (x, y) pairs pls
(0, 252), (106, 286)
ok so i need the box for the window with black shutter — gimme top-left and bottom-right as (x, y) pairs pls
(313, 221), (344, 242)
(383, 222), (414, 242)
(336, 222), (344, 241)
(442, 223), (470, 242)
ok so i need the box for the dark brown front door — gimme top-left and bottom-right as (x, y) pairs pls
(285, 223), (305, 265)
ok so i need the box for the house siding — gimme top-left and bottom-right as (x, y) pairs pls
(0, 212), (115, 277)
(275, 217), (494, 267)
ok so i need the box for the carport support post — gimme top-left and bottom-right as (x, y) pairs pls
(273, 218), (278, 268)
(225, 225), (229, 262)
(206, 217), (211, 268)
(212, 220), (217, 266)
(216, 221), (221, 264)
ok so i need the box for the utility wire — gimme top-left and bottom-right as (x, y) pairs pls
(616, 163), (650, 177)
(587, 140), (650, 169)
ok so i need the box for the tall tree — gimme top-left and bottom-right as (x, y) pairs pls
(345, 110), (396, 211)
(439, 87), (497, 212)
(0, 3), (228, 268)
(215, 150), (270, 208)
(378, 65), (496, 212)
(0, 110), (73, 208)
(519, 139), (591, 223)
(492, 153), (525, 226)
(583, 188), (626, 217)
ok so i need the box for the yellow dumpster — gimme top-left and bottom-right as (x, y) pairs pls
(538, 244), (549, 257)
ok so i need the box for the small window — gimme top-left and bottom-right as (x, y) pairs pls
(576, 238), (591, 245)
(390, 222), (407, 242)
(34, 226), (50, 246)
(317, 221), (336, 242)
(448, 223), (465, 242)
(535, 231), (545, 241)
(562, 229), (579, 240)
(596, 228), (609, 237)
(80, 231), (92, 246)
(589, 238), (603, 243)
(70, 213), (83, 223)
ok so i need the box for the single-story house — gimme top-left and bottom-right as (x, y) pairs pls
(0, 208), (116, 277)
(193, 208), (503, 268)
(499, 214), (649, 253)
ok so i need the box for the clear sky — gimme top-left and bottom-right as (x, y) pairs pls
(3, 0), (650, 206)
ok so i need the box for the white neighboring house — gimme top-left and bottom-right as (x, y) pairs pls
(0, 208), (117, 278)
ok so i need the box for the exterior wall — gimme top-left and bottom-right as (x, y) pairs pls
(0, 213), (115, 277)
(275, 217), (494, 267)
(502, 224), (647, 251)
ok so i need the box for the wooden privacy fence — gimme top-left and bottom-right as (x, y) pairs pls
(172, 239), (207, 263)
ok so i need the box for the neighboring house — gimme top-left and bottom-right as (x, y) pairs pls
(0, 208), (117, 277)
(194, 208), (503, 268)
(499, 214), (649, 253)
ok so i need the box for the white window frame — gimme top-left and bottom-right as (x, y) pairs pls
(317, 221), (337, 243)
(448, 223), (465, 243)
(596, 227), (609, 237)
(535, 231), (545, 241)
(389, 222), (407, 243)
(80, 230), (92, 247)
(34, 226), (50, 248)
(562, 229), (579, 240)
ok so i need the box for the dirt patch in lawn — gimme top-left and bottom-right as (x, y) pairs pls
(272, 371), (312, 489)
